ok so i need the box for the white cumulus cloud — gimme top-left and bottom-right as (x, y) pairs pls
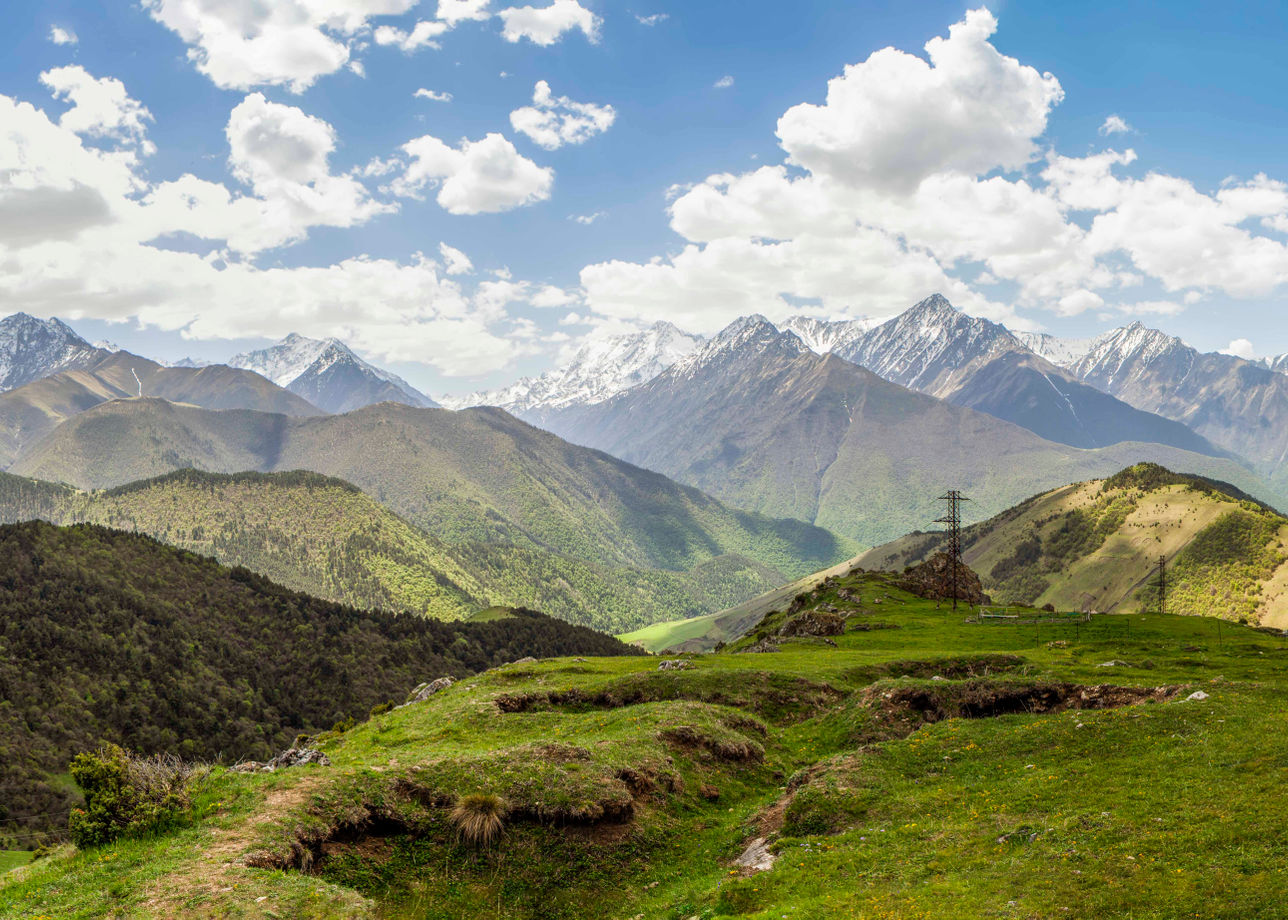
(1220, 337), (1256, 360)
(509, 81), (615, 150)
(713, 75), (734, 89)
(438, 0), (492, 24)
(777, 8), (1062, 193)
(48, 25), (78, 45)
(414, 88), (453, 102)
(1099, 114), (1131, 136)
(636, 13), (668, 25)
(374, 20), (450, 51)
(142, 0), (419, 92)
(40, 66), (155, 153)
(389, 132), (554, 214)
(498, 0), (599, 45)
(439, 242), (474, 274)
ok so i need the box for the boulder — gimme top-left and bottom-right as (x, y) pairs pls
(405, 676), (455, 705)
(231, 747), (331, 773)
(779, 610), (844, 638)
(658, 659), (695, 671)
(898, 552), (989, 605)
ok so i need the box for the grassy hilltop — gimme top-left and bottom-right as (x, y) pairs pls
(7, 567), (1288, 919)
(860, 464), (1288, 625)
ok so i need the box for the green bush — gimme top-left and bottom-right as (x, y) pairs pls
(67, 744), (206, 849)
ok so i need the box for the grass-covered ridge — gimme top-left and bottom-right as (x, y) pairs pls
(0, 468), (830, 632)
(9, 568), (1288, 918)
(0, 519), (641, 849)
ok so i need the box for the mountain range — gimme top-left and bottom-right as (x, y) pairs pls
(535, 314), (1277, 546)
(0, 313), (112, 392)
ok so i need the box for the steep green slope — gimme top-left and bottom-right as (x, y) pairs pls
(0, 519), (641, 847)
(858, 463), (1288, 623)
(7, 399), (847, 577)
(10, 570), (1288, 919)
(0, 469), (799, 631)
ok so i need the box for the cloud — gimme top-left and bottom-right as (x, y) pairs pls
(1099, 114), (1131, 136)
(374, 20), (449, 52)
(636, 13), (668, 25)
(1220, 337), (1256, 360)
(777, 8), (1062, 194)
(497, 0), (599, 45)
(713, 75), (734, 89)
(142, 0), (419, 92)
(389, 132), (553, 214)
(577, 7), (1288, 335)
(414, 88), (453, 102)
(439, 242), (474, 274)
(438, 0), (492, 24)
(141, 93), (393, 253)
(40, 66), (155, 153)
(509, 81), (615, 150)
(48, 25), (78, 45)
(0, 85), (544, 377)
(570, 211), (603, 224)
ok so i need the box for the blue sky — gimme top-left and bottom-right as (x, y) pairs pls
(2, 0), (1287, 394)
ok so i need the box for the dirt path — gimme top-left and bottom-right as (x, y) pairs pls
(137, 775), (326, 918)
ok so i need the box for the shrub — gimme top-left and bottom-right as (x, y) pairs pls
(451, 792), (508, 846)
(67, 744), (208, 849)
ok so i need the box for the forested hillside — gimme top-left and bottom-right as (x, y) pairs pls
(0, 520), (640, 847)
(0, 470), (798, 630)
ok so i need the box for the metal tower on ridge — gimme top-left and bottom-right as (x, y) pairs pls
(934, 490), (970, 612)
(1149, 554), (1167, 615)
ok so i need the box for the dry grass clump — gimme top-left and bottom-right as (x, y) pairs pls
(451, 792), (508, 846)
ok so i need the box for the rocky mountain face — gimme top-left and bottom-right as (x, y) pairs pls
(1062, 322), (1288, 484)
(229, 334), (435, 413)
(539, 316), (1275, 547)
(0, 312), (111, 392)
(443, 321), (703, 418)
(1265, 354), (1288, 375)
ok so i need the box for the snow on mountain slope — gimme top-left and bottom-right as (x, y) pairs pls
(1013, 331), (1095, 367)
(442, 321), (703, 414)
(776, 315), (877, 355)
(1263, 354), (1288, 376)
(0, 313), (110, 392)
(229, 334), (435, 413)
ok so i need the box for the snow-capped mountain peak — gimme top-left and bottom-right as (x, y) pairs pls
(1068, 322), (1192, 389)
(672, 315), (804, 378)
(0, 312), (109, 392)
(831, 294), (1020, 395)
(228, 333), (435, 413)
(442, 321), (704, 414)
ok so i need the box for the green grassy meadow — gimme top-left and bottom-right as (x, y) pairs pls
(6, 569), (1288, 919)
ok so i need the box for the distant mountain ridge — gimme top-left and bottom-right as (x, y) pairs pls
(229, 333), (436, 413)
(0, 351), (323, 469)
(442, 321), (703, 416)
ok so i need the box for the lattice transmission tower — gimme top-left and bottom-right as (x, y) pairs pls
(1149, 554), (1167, 615)
(934, 490), (970, 612)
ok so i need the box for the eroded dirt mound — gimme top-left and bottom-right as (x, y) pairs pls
(865, 679), (1183, 725)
